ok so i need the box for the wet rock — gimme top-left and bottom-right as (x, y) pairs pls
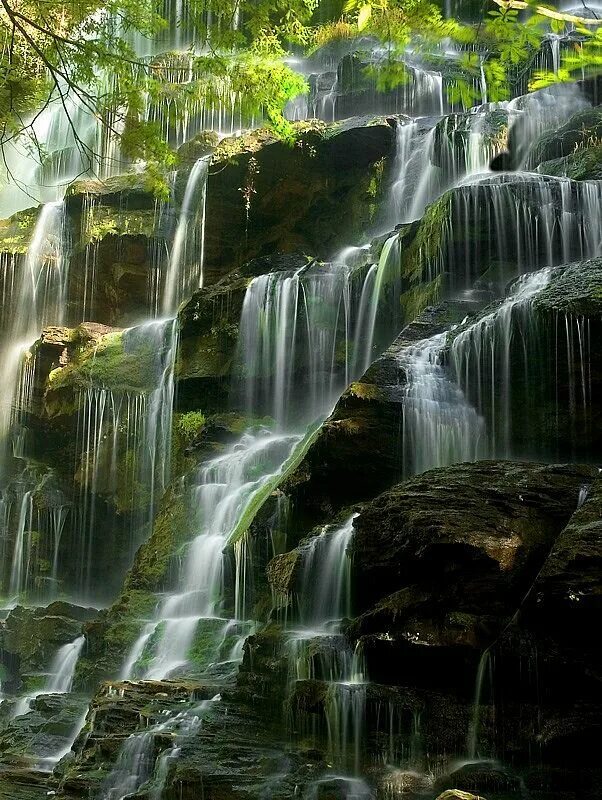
(529, 105), (602, 167)
(0, 605), (87, 686)
(450, 259), (602, 460)
(176, 252), (311, 413)
(435, 791), (487, 800)
(348, 461), (597, 694)
(434, 761), (521, 795)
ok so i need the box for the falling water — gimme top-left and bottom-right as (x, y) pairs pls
(400, 332), (486, 475)
(450, 268), (553, 457)
(431, 175), (602, 290)
(237, 264), (357, 427)
(72, 319), (177, 599)
(162, 156), (210, 315)
(298, 516), (355, 626)
(123, 429), (303, 680)
(286, 516), (367, 777)
(467, 649), (493, 760)
(13, 635), (85, 718)
(0, 202), (68, 456)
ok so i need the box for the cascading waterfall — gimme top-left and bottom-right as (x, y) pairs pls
(0, 202), (68, 456)
(123, 430), (303, 680)
(431, 175), (602, 290)
(286, 516), (368, 778)
(99, 694), (218, 800)
(237, 263), (359, 427)
(450, 265), (595, 459)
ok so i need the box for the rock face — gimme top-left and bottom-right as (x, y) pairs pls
(202, 117), (394, 284)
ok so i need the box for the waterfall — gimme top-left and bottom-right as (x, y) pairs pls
(400, 332), (486, 475)
(99, 695), (218, 800)
(467, 650), (493, 760)
(0, 202), (67, 454)
(8, 490), (33, 601)
(72, 319), (176, 599)
(13, 635), (85, 718)
(123, 429), (303, 680)
(162, 156), (210, 316)
(450, 268), (554, 457)
(100, 731), (156, 800)
(286, 516), (367, 777)
(236, 264), (356, 428)
(432, 175), (602, 290)
(357, 236), (402, 373)
(298, 516), (355, 627)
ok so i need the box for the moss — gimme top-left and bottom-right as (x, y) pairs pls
(401, 193), (451, 285)
(346, 381), (384, 402)
(400, 275), (443, 322)
(0, 207), (40, 255)
(124, 489), (193, 593)
(47, 329), (157, 395)
(175, 411), (207, 443)
(80, 206), (158, 245)
(533, 259), (602, 317)
(538, 145), (602, 181)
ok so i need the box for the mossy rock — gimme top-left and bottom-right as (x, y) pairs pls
(530, 105), (602, 166)
(538, 143), (602, 181)
(0, 206), (40, 255)
(532, 258), (602, 316)
(66, 172), (158, 210)
(45, 326), (162, 411)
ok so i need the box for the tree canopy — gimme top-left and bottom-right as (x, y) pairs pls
(0, 0), (601, 190)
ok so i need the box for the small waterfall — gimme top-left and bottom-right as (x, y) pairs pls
(400, 332), (486, 475)
(357, 236), (402, 374)
(46, 635), (86, 693)
(298, 516), (355, 627)
(100, 695), (218, 799)
(286, 516), (367, 778)
(467, 649), (493, 760)
(450, 268), (553, 457)
(236, 265), (356, 427)
(8, 490), (33, 601)
(162, 156), (210, 316)
(432, 175), (602, 290)
(73, 319), (176, 598)
(0, 202), (68, 451)
(13, 635), (85, 718)
(100, 731), (156, 800)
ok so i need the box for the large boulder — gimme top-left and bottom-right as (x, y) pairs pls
(348, 461), (598, 692)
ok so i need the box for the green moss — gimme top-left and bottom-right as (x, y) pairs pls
(47, 329), (157, 394)
(124, 489), (193, 592)
(228, 419), (322, 546)
(401, 193), (451, 285)
(176, 411), (206, 444)
(346, 381), (384, 402)
(0, 207), (40, 255)
(81, 206), (157, 244)
(400, 275), (443, 322)
(538, 144), (602, 181)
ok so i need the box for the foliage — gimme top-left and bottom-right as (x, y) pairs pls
(176, 410), (207, 443)
(1, 0), (601, 199)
